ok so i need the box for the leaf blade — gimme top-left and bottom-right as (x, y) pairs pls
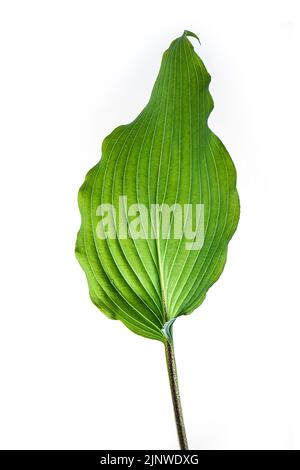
(76, 32), (240, 341)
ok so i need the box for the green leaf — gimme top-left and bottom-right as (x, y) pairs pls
(75, 32), (240, 342)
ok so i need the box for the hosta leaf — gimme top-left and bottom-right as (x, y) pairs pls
(76, 31), (240, 342)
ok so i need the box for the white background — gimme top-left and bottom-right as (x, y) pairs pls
(0, 0), (299, 450)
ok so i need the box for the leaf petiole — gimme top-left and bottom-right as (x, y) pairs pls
(164, 338), (189, 450)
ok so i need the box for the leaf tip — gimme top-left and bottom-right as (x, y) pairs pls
(183, 30), (201, 45)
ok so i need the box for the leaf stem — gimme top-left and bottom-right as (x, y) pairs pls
(164, 339), (189, 450)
